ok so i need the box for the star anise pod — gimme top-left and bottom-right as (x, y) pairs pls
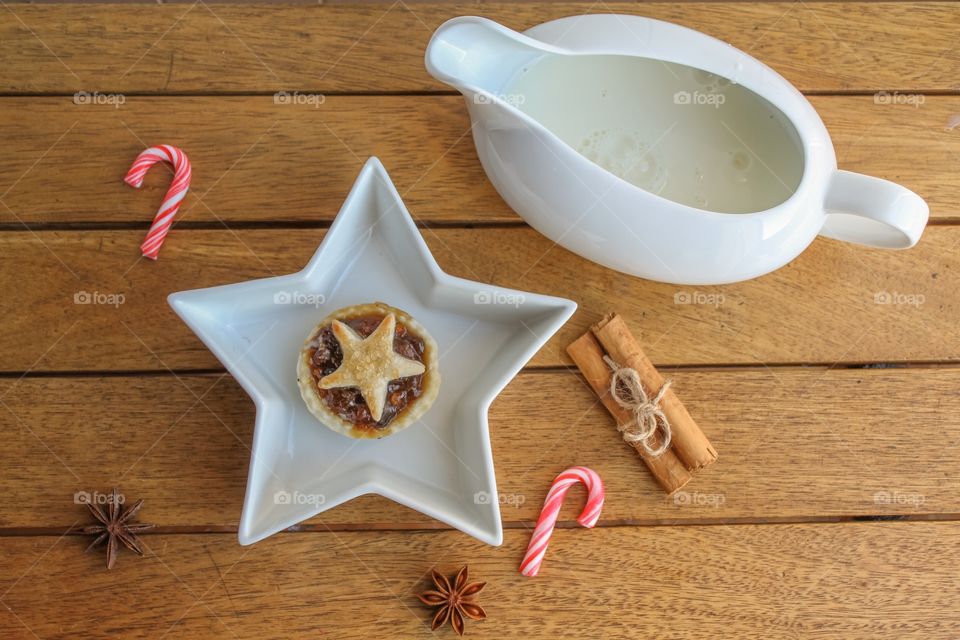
(418, 565), (486, 636)
(81, 488), (154, 569)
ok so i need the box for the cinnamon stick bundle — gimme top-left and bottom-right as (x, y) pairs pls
(568, 331), (691, 493)
(566, 313), (717, 493)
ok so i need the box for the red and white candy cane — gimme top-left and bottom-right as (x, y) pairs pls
(124, 145), (192, 260)
(519, 466), (604, 577)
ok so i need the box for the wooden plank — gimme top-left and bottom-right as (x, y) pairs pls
(0, 3), (958, 94)
(0, 96), (509, 226)
(1, 523), (959, 638)
(0, 95), (956, 225)
(1, 368), (957, 528)
(0, 226), (955, 372)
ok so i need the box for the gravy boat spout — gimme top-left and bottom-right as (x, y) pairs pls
(426, 15), (928, 285)
(426, 17), (566, 105)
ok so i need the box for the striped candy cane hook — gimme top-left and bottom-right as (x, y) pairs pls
(124, 145), (192, 260)
(519, 466), (604, 577)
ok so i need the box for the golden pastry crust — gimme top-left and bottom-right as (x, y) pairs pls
(297, 302), (440, 439)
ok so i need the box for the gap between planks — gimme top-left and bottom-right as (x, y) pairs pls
(1, 362), (959, 380)
(0, 220), (531, 232)
(1, 89), (960, 97)
(3, 513), (959, 538)
(2, 218), (960, 232)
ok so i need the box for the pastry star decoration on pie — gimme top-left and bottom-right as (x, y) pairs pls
(318, 313), (426, 422)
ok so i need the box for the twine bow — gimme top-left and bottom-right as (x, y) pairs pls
(603, 355), (672, 457)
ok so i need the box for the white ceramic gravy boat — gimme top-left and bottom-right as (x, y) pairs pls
(425, 15), (929, 285)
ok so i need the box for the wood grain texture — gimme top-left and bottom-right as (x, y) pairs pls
(2, 523), (959, 638)
(0, 226), (954, 372)
(1, 367), (957, 528)
(1, 3), (958, 93)
(0, 95), (956, 225)
(0, 2), (956, 637)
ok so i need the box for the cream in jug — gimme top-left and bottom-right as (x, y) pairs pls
(504, 54), (804, 214)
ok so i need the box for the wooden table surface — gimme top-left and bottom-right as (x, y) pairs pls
(1, 2), (959, 638)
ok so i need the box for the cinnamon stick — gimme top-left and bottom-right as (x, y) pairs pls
(591, 313), (718, 472)
(566, 331), (692, 494)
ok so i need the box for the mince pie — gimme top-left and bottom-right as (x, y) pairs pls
(297, 302), (440, 439)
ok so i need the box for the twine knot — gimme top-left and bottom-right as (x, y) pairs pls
(603, 355), (672, 457)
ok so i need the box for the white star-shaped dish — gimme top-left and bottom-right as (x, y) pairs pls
(169, 158), (576, 545)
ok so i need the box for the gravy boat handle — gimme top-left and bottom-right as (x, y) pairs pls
(820, 170), (928, 249)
